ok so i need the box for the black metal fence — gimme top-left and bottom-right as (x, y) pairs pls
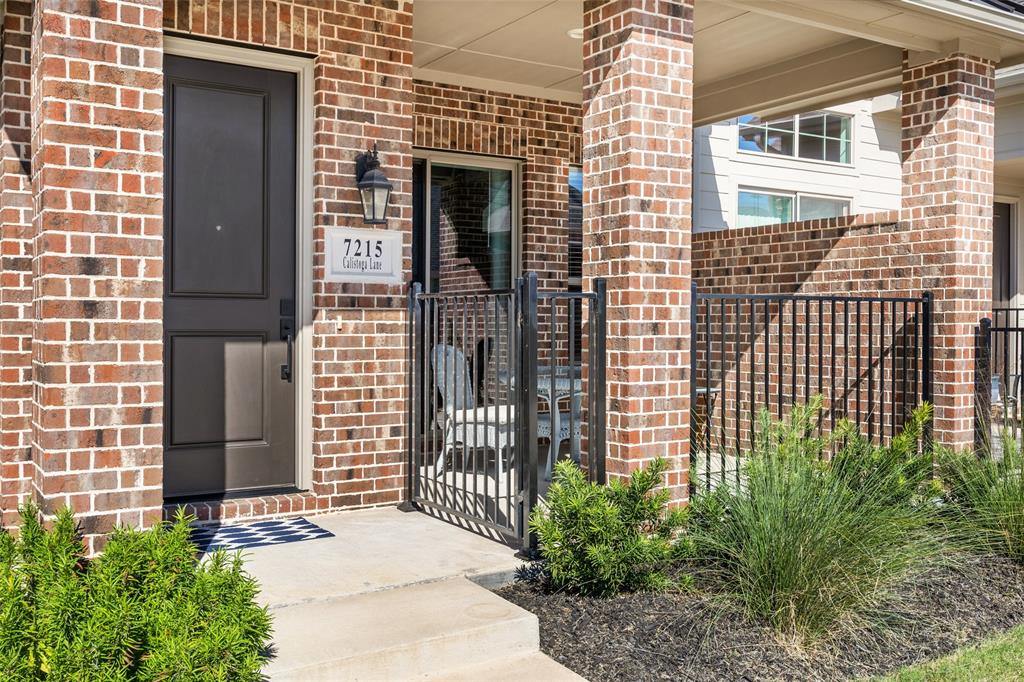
(975, 309), (1024, 454)
(691, 288), (933, 492)
(406, 273), (607, 550)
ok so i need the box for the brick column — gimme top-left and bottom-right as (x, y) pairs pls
(901, 49), (996, 450)
(30, 0), (164, 548)
(0, 1), (33, 524)
(582, 0), (693, 499)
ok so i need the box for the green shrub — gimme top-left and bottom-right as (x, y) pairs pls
(530, 458), (691, 597)
(689, 401), (944, 646)
(941, 432), (1024, 562)
(0, 505), (272, 681)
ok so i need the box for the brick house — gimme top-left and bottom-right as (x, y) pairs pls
(1, 0), (1023, 550)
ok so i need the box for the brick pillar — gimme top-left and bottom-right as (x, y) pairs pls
(582, 0), (693, 499)
(0, 1), (33, 525)
(901, 49), (996, 450)
(30, 0), (164, 548)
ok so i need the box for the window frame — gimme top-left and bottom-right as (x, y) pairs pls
(736, 187), (852, 228)
(736, 110), (855, 167)
(412, 149), (523, 294)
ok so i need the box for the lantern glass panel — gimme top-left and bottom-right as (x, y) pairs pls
(373, 185), (390, 222)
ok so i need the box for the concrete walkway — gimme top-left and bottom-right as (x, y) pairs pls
(241, 507), (581, 681)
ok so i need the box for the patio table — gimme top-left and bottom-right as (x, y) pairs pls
(497, 364), (583, 475)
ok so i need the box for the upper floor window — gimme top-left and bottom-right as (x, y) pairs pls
(738, 111), (852, 164)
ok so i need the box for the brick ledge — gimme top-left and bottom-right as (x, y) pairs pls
(163, 491), (328, 525)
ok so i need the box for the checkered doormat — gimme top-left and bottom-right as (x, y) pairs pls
(189, 517), (334, 553)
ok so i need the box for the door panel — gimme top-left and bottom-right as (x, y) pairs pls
(163, 54), (297, 499)
(170, 84), (267, 296)
(169, 334), (266, 446)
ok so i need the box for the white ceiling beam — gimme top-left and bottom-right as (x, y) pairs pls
(694, 40), (903, 126)
(713, 0), (944, 53)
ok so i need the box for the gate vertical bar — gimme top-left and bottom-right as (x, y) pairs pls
(921, 292), (934, 455)
(402, 283), (423, 512)
(689, 283), (698, 496)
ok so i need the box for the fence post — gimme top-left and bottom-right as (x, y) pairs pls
(689, 281), (698, 497)
(975, 317), (992, 456)
(400, 282), (422, 513)
(921, 291), (934, 456)
(592, 278), (607, 485)
(518, 273), (539, 553)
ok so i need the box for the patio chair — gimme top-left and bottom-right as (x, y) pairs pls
(433, 344), (568, 480)
(544, 390), (582, 480)
(433, 344), (516, 479)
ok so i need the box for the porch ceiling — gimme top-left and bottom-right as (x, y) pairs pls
(412, 0), (1024, 123)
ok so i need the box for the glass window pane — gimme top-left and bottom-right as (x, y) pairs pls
(738, 126), (765, 152)
(764, 116), (794, 131)
(798, 134), (824, 160)
(800, 113), (825, 137)
(766, 129), (794, 156)
(799, 195), (850, 220)
(738, 191), (794, 228)
(825, 138), (844, 163)
(825, 114), (849, 139)
(568, 166), (583, 288)
(431, 163), (514, 292)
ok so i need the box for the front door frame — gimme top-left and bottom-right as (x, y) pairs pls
(163, 36), (315, 492)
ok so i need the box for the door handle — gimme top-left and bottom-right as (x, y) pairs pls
(280, 319), (295, 383)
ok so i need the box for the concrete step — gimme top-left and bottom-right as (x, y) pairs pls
(263, 577), (541, 681)
(423, 652), (585, 681)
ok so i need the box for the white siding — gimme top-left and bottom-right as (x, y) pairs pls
(997, 100), (1024, 162)
(693, 100), (902, 232)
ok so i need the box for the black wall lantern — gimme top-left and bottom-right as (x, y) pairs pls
(355, 143), (392, 225)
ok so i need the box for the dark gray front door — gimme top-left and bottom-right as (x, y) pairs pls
(163, 55), (297, 499)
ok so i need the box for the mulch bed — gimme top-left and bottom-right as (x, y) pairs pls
(498, 555), (1024, 681)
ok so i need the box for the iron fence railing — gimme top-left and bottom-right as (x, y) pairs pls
(406, 273), (606, 551)
(691, 287), (933, 492)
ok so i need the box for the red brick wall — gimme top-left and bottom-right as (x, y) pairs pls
(694, 211), (901, 295)
(0, 1), (33, 525)
(30, 0), (166, 550)
(413, 80), (581, 293)
(583, 0), (694, 501)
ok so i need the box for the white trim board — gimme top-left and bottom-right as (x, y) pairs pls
(162, 36), (316, 493)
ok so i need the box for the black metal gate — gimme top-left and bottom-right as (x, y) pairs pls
(691, 288), (934, 492)
(405, 273), (607, 550)
(975, 308), (1024, 454)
